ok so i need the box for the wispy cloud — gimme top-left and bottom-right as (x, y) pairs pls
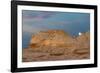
(22, 10), (57, 21)
(22, 24), (48, 33)
(22, 10), (90, 36)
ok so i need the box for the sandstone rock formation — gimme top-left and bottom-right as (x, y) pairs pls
(22, 30), (90, 62)
(30, 30), (74, 47)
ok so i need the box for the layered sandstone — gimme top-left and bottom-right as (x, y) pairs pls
(22, 30), (90, 62)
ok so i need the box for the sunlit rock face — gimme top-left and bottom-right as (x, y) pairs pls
(29, 30), (75, 48)
(77, 31), (90, 42)
(22, 30), (90, 62)
(76, 31), (90, 49)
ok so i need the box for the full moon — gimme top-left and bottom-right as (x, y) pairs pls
(78, 32), (82, 36)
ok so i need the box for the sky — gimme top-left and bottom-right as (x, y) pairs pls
(22, 10), (90, 48)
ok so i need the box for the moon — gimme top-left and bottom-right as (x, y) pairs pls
(78, 32), (82, 36)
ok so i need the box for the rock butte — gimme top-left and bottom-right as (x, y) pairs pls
(30, 30), (74, 48)
(22, 30), (90, 62)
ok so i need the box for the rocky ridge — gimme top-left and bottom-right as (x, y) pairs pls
(22, 30), (90, 62)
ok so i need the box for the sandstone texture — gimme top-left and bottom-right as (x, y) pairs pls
(22, 30), (90, 62)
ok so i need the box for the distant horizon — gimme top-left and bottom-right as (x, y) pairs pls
(22, 10), (90, 48)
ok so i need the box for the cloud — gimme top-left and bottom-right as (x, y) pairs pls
(22, 10), (90, 36)
(22, 24), (48, 34)
(22, 10), (57, 21)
